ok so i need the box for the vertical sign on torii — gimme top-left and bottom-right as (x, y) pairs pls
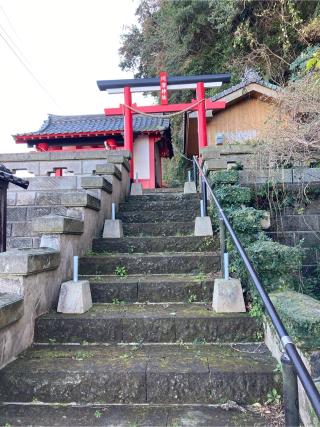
(97, 73), (231, 177)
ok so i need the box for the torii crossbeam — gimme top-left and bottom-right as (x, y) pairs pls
(97, 73), (231, 178)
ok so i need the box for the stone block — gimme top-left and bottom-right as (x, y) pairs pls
(60, 192), (101, 211)
(184, 181), (197, 194)
(7, 207), (27, 222)
(95, 163), (122, 180)
(212, 278), (246, 313)
(57, 280), (92, 314)
(32, 215), (84, 234)
(81, 176), (112, 193)
(7, 237), (33, 249)
(16, 192), (36, 206)
(26, 207), (51, 220)
(82, 159), (105, 175)
(102, 219), (123, 238)
(107, 155), (130, 171)
(51, 206), (68, 216)
(11, 222), (33, 237)
(206, 159), (228, 171)
(39, 160), (81, 176)
(35, 192), (62, 206)
(6, 224), (12, 238)
(130, 182), (143, 196)
(0, 292), (24, 330)
(270, 291), (320, 340)
(0, 248), (60, 275)
(7, 192), (16, 206)
(11, 177), (78, 192)
(194, 216), (213, 236)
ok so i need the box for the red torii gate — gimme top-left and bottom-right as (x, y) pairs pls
(97, 73), (231, 178)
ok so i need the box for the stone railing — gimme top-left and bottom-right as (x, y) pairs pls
(2, 151), (131, 249)
(0, 149), (131, 368)
(0, 150), (131, 177)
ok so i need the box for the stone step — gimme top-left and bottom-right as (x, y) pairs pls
(0, 343), (279, 404)
(120, 199), (201, 212)
(79, 252), (219, 275)
(0, 403), (270, 426)
(123, 222), (195, 236)
(82, 273), (216, 303)
(92, 236), (217, 254)
(118, 210), (198, 223)
(129, 193), (199, 202)
(35, 303), (260, 344)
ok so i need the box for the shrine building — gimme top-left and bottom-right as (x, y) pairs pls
(14, 72), (231, 188)
(14, 113), (173, 189)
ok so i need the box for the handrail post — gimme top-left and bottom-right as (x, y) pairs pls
(0, 180), (8, 253)
(281, 352), (300, 427)
(219, 217), (225, 275)
(201, 176), (208, 216)
(193, 157), (198, 191)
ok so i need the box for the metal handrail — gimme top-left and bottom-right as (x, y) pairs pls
(193, 155), (320, 421)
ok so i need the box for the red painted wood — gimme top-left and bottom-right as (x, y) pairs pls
(15, 130), (122, 143)
(196, 82), (207, 149)
(124, 86), (134, 179)
(160, 72), (168, 105)
(55, 168), (63, 177)
(104, 100), (225, 115)
(149, 136), (156, 189)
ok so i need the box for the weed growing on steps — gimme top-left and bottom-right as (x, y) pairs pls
(73, 350), (93, 361)
(112, 298), (125, 305)
(187, 293), (197, 303)
(115, 266), (128, 277)
(94, 410), (102, 419)
(265, 388), (282, 405)
(195, 271), (206, 281)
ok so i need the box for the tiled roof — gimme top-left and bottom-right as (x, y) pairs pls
(15, 114), (170, 137)
(211, 69), (279, 101)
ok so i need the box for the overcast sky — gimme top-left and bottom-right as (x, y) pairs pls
(0, 0), (153, 153)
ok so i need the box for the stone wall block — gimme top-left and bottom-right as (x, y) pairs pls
(16, 192), (36, 206)
(11, 222), (33, 237)
(61, 192), (101, 211)
(7, 207), (27, 222)
(27, 207), (51, 220)
(4, 161), (40, 176)
(35, 192), (62, 206)
(95, 163), (122, 181)
(51, 206), (68, 216)
(6, 224), (12, 238)
(39, 160), (81, 176)
(0, 248), (60, 275)
(7, 237), (34, 250)
(82, 159), (107, 175)
(7, 193), (16, 206)
(32, 215), (84, 235)
(81, 176), (113, 194)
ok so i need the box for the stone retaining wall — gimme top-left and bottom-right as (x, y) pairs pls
(3, 150), (131, 249)
(0, 150), (131, 368)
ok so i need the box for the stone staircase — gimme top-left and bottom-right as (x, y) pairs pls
(0, 189), (281, 426)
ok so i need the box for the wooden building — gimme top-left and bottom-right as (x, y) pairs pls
(184, 70), (279, 156)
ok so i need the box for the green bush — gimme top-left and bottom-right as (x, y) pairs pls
(231, 239), (302, 294)
(215, 185), (252, 207)
(229, 207), (266, 235)
(210, 169), (239, 186)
